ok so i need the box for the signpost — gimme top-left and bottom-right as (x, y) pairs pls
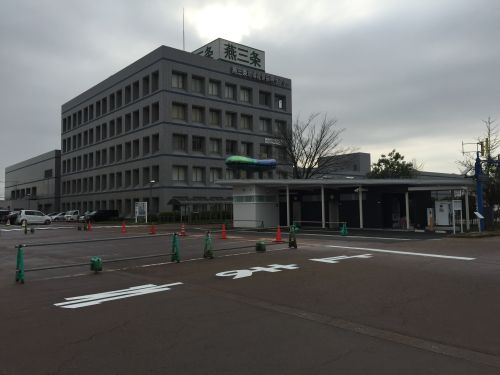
(135, 201), (148, 223)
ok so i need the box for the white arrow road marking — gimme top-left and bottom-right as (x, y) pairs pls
(327, 245), (475, 261)
(54, 283), (183, 309)
(310, 254), (373, 264)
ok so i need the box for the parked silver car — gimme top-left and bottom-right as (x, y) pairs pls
(16, 210), (52, 225)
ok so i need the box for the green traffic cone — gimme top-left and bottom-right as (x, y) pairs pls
(203, 231), (214, 259)
(171, 233), (180, 263)
(288, 225), (298, 249)
(15, 245), (25, 284)
(340, 223), (348, 236)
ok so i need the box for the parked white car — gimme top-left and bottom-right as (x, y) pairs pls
(49, 212), (66, 222)
(16, 210), (52, 225)
(64, 210), (80, 222)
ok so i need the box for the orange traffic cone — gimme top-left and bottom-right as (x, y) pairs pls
(273, 226), (283, 242)
(121, 221), (127, 234)
(87, 221), (92, 231)
(180, 223), (186, 236)
(149, 224), (156, 235)
(221, 224), (227, 240)
(6, 219), (10, 226)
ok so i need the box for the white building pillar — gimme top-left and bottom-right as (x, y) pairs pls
(465, 188), (470, 231)
(358, 187), (364, 229)
(286, 185), (290, 228)
(405, 191), (410, 230)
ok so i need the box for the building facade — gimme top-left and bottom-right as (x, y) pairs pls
(60, 41), (292, 217)
(4, 150), (61, 212)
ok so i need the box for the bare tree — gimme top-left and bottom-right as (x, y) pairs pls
(276, 113), (351, 179)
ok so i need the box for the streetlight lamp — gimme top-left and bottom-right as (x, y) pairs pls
(149, 180), (156, 221)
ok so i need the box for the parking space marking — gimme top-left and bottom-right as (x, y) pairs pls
(54, 283), (183, 309)
(327, 245), (475, 260)
(310, 254), (373, 264)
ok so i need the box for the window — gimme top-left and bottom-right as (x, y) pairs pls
(143, 106), (150, 126)
(109, 146), (115, 163)
(260, 144), (272, 158)
(44, 169), (53, 178)
(240, 114), (252, 130)
(116, 90), (123, 107)
(152, 165), (159, 182)
(152, 133), (160, 153)
(95, 175), (101, 191)
(125, 113), (131, 132)
(172, 103), (187, 120)
(172, 72), (186, 89)
(240, 87), (251, 103)
(116, 172), (122, 188)
(143, 167), (151, 186)
(101, 123), (107, 139)
(192, 136), (205, 153)
(259, 91), (271, 107)
(192, 76), (204, 94)
(209, 168), (222, 183)
(225, 112), (236, 128)
(208, 80), (220, 96)
(96, 151), (101, 166)
(109, 93), (115, 111)
(172, 166), (187, 182)
(125, 85), (131, 104)
(133, 169), (139, 186)
(132, 81), (139, 100)
(225, 84), (236, 100)
(209, 109), (221, 126)
(89, 153), (94, 168)
(225, 169), (235, 179)
(109, 120), (115, 137)
(241, 142), (253, 157)
(102, 149), (107, 165)
(125, 141), (131, 159)
(84, 107), (88, 122)
(143, 136), (150, 155)
(89, 105), (94, 120)
(109, 173), (115, 189)
(275, 120), (287, 135)
(102, 98), (107, 114)
(225, 140), (238, 155)
(152, 102), (159, 122)
(96, 126), (101, 142)
(143, 75), (150, 96)
(192, 167), (205, 183)
(172, 134), (187, 152)
(192, 106), (204, 123)
(96, 101), (101, 117)
(259, 118), (272, 134)
(88, 177), (93, 192)
(275, 94), (286, 110)
(83, 154), (88, 169)
(116, 117), (123, 134)
(209, 138), (222, 155)
(125, 171), (131, 187)
(152, 71), (159, 92)
(102, 174), (107, 190)
(116, 144), (123, 161)
(89, 128), (94, 144)
(133, 110), (139, 129)
(276, 146), (287, 161)
(133, 139), (140, 158)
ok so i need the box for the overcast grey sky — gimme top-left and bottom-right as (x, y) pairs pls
(1, 0), (500, 196)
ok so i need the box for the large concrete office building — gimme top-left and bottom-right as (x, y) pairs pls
(60, 39), (292, 217)
(4, 150), (61, 212)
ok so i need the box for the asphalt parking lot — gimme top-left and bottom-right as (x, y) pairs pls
(1, 223), (499, 374)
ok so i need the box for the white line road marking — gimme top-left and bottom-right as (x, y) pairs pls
(54, 283), (183, 309)
(245, 230), (414, 241)
(327, 245), (475, 261)
(310, 254), (373, 264)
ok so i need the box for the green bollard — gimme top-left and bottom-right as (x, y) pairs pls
(288, 224), (298, 249)
(203, 231), (214, 259)
(23, 222), (28, 235)
(90, 256), (103, 273)
(256, 241), (266, 252)
(340, 222), (348, 236)
(15, 245), (25, 284)
(171, 233), (180, 263)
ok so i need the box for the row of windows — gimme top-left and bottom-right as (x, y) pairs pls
(10, 187), (37, 200)
(171, 71), (287, 111)
(171, 102), (287, 134)
(62, 134), (160, 174)
(62, 71), (160, 133)
(171, 134), (284, 159)
(62, 103), (160, 153)
(62, 166), (160, 195)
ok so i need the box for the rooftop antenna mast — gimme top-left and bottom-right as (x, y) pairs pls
(182, 7), (185, 51)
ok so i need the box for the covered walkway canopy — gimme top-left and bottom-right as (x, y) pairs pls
(219, 177), (475, 230)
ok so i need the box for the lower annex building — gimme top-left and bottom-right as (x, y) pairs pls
(59, 39), (292, 217)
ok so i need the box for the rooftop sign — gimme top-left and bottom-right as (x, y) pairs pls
(193, 38), (265, 71)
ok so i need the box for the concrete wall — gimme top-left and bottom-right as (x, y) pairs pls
(233, 185), (279, 228)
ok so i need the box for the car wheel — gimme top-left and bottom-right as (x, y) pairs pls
(45, 220), (51, 225)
